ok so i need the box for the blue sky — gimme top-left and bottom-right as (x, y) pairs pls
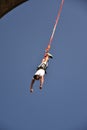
(0, 0), (87, 130)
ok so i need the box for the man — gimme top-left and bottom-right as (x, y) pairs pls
(30, 52), (53, 93)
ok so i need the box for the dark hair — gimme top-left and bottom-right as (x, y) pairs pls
(33, 75), (40, 80)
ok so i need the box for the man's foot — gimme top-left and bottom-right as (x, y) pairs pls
(30, 88), (34, 93)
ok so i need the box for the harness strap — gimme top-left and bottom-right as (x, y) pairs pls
(37, 62), (48, 73)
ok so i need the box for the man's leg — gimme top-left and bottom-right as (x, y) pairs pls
(30, 78), (35, 93)
(39, 76), (44, 89)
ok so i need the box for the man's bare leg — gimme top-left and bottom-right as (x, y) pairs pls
(30, 78), (35, 93)
(39, 76), (44, 90)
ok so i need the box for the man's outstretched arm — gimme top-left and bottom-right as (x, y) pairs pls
(30, 78), (35, 93)
(39, 76), (44, 90)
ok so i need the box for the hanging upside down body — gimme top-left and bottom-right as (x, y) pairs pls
(30, 0), (64, 93)
(30, 52), (53, 93)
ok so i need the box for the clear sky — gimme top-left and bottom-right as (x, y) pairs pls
(0, 0), (87, 130)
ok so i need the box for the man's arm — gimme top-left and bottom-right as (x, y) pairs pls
(30, 78), (35, 93)
(39, 76), (44, 89)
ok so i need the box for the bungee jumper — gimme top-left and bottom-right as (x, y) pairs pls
(30, 0), (64, 93)
(30, 52), (53, 93)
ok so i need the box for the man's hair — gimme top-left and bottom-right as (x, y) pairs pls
(33, 75), (40, 80)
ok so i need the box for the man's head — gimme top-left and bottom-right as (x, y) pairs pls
(34, 75), (40, 80)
